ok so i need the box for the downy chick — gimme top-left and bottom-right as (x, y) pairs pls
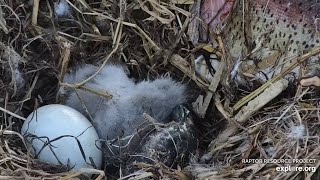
(134, 77), (186, 123)
(64, 64), (186, 140)
(64, 64), (135, 117)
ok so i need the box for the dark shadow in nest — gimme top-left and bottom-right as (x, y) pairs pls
(17, 37), (60, 112)
(21, 68), (59, 113)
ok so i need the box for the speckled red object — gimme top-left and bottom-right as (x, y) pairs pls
(202, 0), (320, 31)
(252, 0), (320, 43)
(222, 0), (320, 81)
(254, 0), (320, 28)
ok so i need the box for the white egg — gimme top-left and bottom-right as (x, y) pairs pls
(21, 104), (103, 171)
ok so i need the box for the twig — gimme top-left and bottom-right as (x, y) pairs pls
(74, 21), (123, 88)
(233, 47), (320, 111)
(32, 0), (40, 26)
(60, 83), (113, 100)
(58, 42), (72, 82)
(0, 106), (26, 121)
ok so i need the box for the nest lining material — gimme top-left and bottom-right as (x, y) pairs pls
(0, 0), (319, 179)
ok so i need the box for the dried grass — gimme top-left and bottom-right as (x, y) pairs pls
(0, 0), (319, 179)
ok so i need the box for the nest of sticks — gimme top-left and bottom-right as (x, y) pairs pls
(0, 0), (319, 179)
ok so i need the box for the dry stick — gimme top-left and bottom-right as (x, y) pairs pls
(66, 4), (209, 89)
(61, 168), (105, 180)
(300, 76), (320, 87)
(214, 94), (247, 131)
(196, 35), (227, 118)
(20, 74), (39, 104)
(163, 16), (190, 65)
(57, 31), (87, 41)
(1, 130), (29, 154)
(0, 2), (8, 34)
(274, 87), (310, 124)
(194, 50), (223, 116)
(201, 52), (320, 161)
(233, 47), (320, 111)
(78, 85), (113, 99)
(201, 78), (289, 162)
(11, 162), (54, 176)
(0, 106), (26, 121)
(118, 172), (154, 180)
(4, 92), (8, 128)
(235, 79), (289, 123)
(123, 20), (209, 88)
(0, 133), (10, 165)
(57, 42), (72, 102)
(60, 83), (113, 100)
(31, 0), (40, 26)
(168, 54), (209, 89)
(63, 2), (207, 88)
(74, 21), (123, 88)
(61, 1), (124, 98)
(58, 42), (72, 82)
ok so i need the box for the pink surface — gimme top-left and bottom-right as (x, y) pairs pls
(200, 0), (235, 30)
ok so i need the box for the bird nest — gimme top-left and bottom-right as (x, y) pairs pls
(0, 0), (319, 179)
